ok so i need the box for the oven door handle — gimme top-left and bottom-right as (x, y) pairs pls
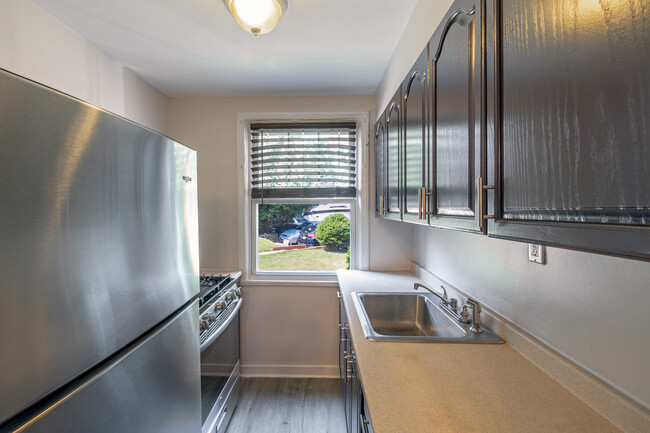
(200, 298), (242, 352)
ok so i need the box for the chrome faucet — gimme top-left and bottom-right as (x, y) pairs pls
(413, 283), (465, 322)
(413, 283), (447, 305)
(414, 283), (484, 334)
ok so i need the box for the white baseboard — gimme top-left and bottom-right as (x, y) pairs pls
(241, 364), (339, 379)
(412, 261), (650, 433)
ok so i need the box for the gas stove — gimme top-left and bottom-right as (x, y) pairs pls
(199, 274), (234, 308)
(197, 273), (242, 433)
(198, 273), (241, 347)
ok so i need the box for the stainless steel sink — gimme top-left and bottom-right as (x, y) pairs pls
(352, 292), (503, 343)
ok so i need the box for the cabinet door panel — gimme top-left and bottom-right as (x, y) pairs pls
(402, 47), (430, 224)
(486, 0), (650, 260)
(500, 0), (650, 224)
(436, 20), (473, 215)
(374, 119), (386, 216)
(385, 89), (402, 220)
(430, 0), (484, 232)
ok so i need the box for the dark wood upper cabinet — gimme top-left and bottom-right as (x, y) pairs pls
(373, 0), (650, 260)
(385, 88), (403, 220)
(402, 46), (431, 224)
(374, 116), (386, 216)
(486, 0), (650, 260)
(429, 0), (484, 233)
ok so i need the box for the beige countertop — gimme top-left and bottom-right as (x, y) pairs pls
(337, 270), (621, 433)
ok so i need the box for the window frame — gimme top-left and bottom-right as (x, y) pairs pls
(237, 112), (369, 284)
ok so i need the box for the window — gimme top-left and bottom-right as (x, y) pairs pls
(248, 122), (359, 274)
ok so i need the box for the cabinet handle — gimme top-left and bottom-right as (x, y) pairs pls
(360, 414), (370, 433)
(478, 177), (495, 229)
(419, 187), (433, 220)
(422, 188), (433, 218)
(379, 195), (385, 216)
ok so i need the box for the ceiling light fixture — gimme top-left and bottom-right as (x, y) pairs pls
(223, 0), (288, 36)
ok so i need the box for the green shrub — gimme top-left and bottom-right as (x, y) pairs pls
(315, 214), (350, 249)
(346, 247), (350, 270)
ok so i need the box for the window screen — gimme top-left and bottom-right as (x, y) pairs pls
(250, 123), (357, 199)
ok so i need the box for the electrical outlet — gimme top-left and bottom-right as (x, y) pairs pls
(528, 244), (545, 264)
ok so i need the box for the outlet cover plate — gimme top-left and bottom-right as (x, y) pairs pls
(528, 244), (545, 264)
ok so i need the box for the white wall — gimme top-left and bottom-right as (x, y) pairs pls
(375, 0), (650, 411)
(169, 95), (413, 374)
(238, 284), (340, 377)
(168, 95), (413, 272)
(0, 0), (169, 134)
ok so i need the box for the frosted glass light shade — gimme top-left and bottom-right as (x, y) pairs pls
(224, 0), (288, 36)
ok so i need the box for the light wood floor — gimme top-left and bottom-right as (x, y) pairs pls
(225, 378), (347, 433)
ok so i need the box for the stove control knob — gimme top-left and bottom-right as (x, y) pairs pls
(218, 301), (227, 311)
(235, 287), (241, 297)
(199, 319), (209, 331)
(226, 292), (234, 301)
(208, 312), (217, 321)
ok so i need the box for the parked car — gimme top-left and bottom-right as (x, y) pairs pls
(303, 204), (350, 222)
(297, 223), (320, 246)
(273, 218), (308, 236)
(279, 223), (309, 245)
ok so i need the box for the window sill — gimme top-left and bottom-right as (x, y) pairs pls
(243, 272), (340, 287)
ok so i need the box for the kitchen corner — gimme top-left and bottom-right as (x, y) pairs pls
(337, 270), (625, 433)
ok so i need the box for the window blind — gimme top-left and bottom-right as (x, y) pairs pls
(250, 123), (357, 199)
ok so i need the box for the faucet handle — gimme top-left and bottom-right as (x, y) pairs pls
(459, 304), (472, 323)
(439, 285), (448, 300)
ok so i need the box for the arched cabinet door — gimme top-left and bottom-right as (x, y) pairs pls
(402, 46), (431, 224)
(429, 0), (485, 233)
(485, 0), (650, 260)
(374, 117), (386, 216)
(385, 89), (403, 220)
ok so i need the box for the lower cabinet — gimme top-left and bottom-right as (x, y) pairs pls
(338, 292), (374, 433)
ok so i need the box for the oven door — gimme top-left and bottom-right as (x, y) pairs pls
(201, 305), (241, 433)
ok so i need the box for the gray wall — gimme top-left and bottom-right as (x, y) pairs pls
(412, 226), (650, 409)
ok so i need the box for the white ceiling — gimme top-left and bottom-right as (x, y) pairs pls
(32, 0), (417, 98)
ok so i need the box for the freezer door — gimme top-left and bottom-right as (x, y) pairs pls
(0, 301), (201, 433)
(0, 69), (199, 423)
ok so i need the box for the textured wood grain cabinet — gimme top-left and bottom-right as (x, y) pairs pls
(374, 117), (386, 216)
(374, 0), (650, 260)
(402, 46), (431, 224)
(485, 0), (650, 260)
(385, 88), (403, 221)
(429, 0), (484, 233)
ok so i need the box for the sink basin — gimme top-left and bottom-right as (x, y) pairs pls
(352, 292), (503, 344)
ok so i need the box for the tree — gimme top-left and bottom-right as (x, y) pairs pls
(258, 204), (313, 234)
(315, 214), (350, 249)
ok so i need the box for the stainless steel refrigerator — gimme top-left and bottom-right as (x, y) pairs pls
(0, 69), (202, 433)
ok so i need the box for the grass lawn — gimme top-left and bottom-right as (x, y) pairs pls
(258, 237), (278, 252)
(258, 248), (347, 271)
